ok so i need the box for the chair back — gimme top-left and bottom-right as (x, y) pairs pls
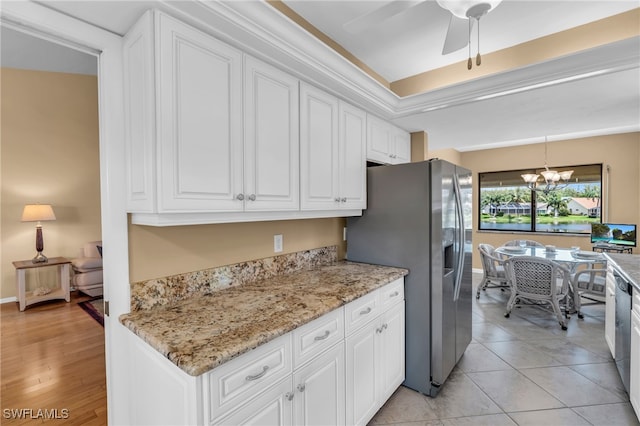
(573, 260), (608, 296)
(478, 244), (499, 276)
(504, 239), (545, 248)
(505, 256), (568, 298)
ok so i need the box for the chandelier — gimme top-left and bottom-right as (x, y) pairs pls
(521, 139), (574, 195)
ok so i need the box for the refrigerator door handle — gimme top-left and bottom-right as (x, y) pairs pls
(453, 173), (465, 302)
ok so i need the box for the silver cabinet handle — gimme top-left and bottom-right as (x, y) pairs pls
(389, 291), (399, 298)
(248, 194), (256, 201)
(334, 197), (340, 202)
(245, 365), (269, 381)
(297, 384), (305, 392)
(236, 194), (245, 201)
(360, 307), (372, 315)
(285, 392), (294, 401)
(341, 197), (347, 202)
(376, 323), (388, 334)
(314, 330), (330, 341)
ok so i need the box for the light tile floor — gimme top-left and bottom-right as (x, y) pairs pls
(370, 273), (640, 426)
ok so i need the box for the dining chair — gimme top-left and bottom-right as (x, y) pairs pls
(571, 260), (608, 319)
(504, 239), (545, 248)
(477, 243), (509, 299)
(504, 256), (571, 330)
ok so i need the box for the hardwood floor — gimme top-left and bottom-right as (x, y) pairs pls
(1, 292), (107, 425)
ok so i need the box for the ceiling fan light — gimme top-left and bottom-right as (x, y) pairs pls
(436, 0), (503, 19)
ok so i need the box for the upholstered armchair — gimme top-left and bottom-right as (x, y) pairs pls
(71, 241), (103, 297)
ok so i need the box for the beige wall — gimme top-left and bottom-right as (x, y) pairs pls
(428, 148), (462, 166)
(460, 132), (640, 269)
(128, 218), (347, 282)
(1, 68), (102, 299)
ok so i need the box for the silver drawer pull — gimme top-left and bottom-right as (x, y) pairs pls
(285, 392), (294, 401)
(314, 330), (331, 341)
(389, 291), (399, 298)
(245, 365), (269, 381)
(360, 307), (372, 315)
(297, 384), (306, 392)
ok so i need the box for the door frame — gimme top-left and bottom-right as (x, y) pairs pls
(1, 2), (131, 423)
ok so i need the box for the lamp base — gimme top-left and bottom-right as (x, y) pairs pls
(32, 252), (48, 263)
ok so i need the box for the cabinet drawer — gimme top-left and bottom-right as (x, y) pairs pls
(293, 307), (344, 368)
(205, 333), (292, 421)
(344, 290), (379, 335)
(377, 278), (404, 310)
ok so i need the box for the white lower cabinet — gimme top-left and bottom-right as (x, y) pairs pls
(630, 292), (640, 417)
(605, 266), (616, 357)
(346, 302), (405, 426)
(125, 278), (405, 425)
(215, 377), (293, 426)
(293, 343), (345, 426)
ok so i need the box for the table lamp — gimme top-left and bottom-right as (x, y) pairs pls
(21, 204), (56, 263)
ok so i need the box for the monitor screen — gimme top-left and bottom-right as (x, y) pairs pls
(590, 223), (637, 247)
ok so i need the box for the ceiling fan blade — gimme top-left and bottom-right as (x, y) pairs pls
(343, 0), (423, 34)
(442, 14), (472, 55)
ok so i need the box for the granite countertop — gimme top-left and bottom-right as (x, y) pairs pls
(120, 261), (408, 376)
(605, 253), (640, 292)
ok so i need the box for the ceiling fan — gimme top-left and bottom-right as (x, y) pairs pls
(343, 0), (503, 70)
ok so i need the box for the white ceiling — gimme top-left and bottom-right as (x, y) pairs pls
(283, 0), (638, 81)
(2, 1), (639, 152)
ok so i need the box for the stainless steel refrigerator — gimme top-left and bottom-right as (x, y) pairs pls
(347, 159), (473, 396)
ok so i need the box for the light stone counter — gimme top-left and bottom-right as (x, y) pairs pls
(605, 253), (640, 292)
(120, 261), (408, 376)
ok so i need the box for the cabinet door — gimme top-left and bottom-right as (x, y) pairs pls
(631, 305), (640, 415)
(391, 127), (411, 164)
(378, 303), (405, 403)
(244, 56), (299, 212)
(123, 11), (156, 213)
(300, 83), (340, 210)
(293, 343), (345, 426)
(605, 269), (616, 357)
(339, 102), (367, 210)
(157, 13), (243, 212)
(214, 377), (293, 426)
(345, 322), (378, 426)
(366, 115), (392, 164)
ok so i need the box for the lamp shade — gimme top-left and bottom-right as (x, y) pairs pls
(21, 204), (56, 222)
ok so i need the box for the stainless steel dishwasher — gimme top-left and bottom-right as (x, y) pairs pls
(614, 267), (633, 394)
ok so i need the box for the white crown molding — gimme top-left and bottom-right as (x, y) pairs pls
(161, 1), (639, 128)
(393, 37), (640, 118)
(160, 0), (399, 118)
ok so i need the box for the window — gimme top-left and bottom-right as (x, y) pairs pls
(479, 164), (602, 234)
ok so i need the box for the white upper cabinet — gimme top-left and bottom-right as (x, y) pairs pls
(244, 56), (299, 212)
(124, 10), (244, 213)
(391, 127), (411, 164)
(366, 114), (411, 165)
(300, 83), (366, 211)
(339, 102), (367, 210)
(124, 11), (365, 225)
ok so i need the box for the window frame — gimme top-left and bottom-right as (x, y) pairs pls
(477, 163), (603, 235)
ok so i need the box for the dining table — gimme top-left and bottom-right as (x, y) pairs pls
(494, 245), (606, 315)
(495, 246), (605, 272)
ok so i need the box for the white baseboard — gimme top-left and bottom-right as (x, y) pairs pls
(1, 296), (17, 304)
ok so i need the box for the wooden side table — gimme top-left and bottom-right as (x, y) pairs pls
(12, 257), (71, 311)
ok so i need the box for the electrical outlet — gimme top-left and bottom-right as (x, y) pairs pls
(274, 234), (283, 253)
